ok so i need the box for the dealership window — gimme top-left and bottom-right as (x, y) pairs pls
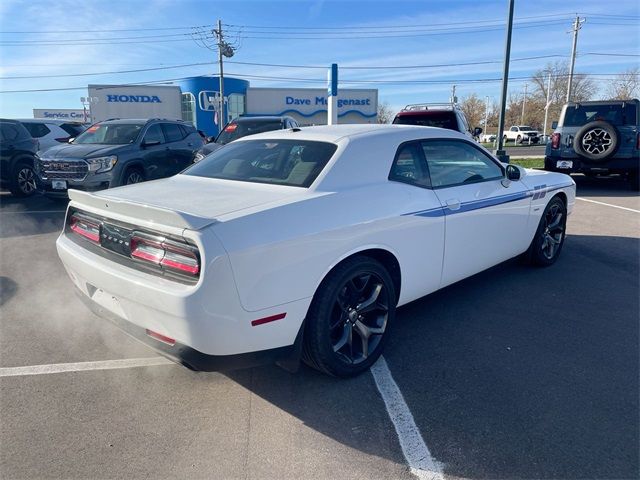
(227, 93), (245, 122)
(181, 93), (196, 126)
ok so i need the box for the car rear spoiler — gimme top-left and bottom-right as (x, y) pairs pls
(67, 189), (217, 231)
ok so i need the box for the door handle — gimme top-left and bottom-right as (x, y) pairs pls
(445, 199), (461, 211)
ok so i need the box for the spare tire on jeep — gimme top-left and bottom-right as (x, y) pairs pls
(573, 120), (619, 161)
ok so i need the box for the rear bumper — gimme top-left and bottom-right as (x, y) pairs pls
(544, 154), (640, 173)
(74, 289), (298, 372)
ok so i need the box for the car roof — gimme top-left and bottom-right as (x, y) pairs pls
(233, 116), (289, 123)
(99, 118), (151, 125)
(236, 123), (466, 143)
(16, 118), (85, 125)
(395, 110), (457, 117)
(564, 98), (639, 106)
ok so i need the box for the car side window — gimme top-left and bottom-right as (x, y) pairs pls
(421, 140), (503, 188)
(162, 123), (184, 143)
(510, 126), (518, 132)
(389, 143), (431, 188)
(0, 124), (19, 141)
(23, 123), (51, 138)
(143, 124), (165, 144)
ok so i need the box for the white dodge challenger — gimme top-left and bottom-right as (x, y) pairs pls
(57, 125), (575, 377)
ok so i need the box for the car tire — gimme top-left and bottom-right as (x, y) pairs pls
(516, 135), (522, 144)
(523, 196), (567, 267)
(302, 255), (396, 378)
(9, 158), (37, 197)
(573, 120), (619, 161)
(503, 135), (508, 144)
(123, 167), (145, 185)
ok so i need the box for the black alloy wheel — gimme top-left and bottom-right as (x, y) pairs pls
(10, 162), (37, 197)
(524, 196), (567, 267)
(303, 256), (396, 377)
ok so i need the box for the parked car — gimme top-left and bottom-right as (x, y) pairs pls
(17, 119), (86, 153)
(544, 99), (639, 190)
(35, 118), (204, 197)
(57, 124), (575, 378)
(503, 125), (540, 144)
(194, 115), (300, 162)
(480, 133), (497, 143)
(392, 103), (482, 140)
(0, 119), (39, 196)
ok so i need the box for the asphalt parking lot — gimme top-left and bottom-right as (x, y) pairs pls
(1, 175), (638, 479)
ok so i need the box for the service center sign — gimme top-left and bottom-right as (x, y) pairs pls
(246, 88), (377, 119)
(33, 109), (87, 121)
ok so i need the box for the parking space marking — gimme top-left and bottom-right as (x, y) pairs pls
(576, 197), (640, 213)
(0, 357), (173, 377)
(371, 356), (444, 480)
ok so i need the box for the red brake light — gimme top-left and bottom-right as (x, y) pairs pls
(69, 214), (100, 243)
(224, 123), (238, 132)
(130, 234), (200, 276)
(551, 132), (561, 149)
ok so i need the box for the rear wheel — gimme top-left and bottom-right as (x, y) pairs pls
(9, 159), (37, 197)
(302, 256), (396, 377)
(524, 196), (567, 267)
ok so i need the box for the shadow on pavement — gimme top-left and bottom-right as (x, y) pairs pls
(0, 192), (67, 238)
(0, 276), (18, 306)
(572, 173), (638, 198)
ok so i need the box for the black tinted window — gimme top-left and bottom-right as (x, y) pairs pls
(393, 112), (458, 130)
(0, 123), (20, 141)
(216, 120), (283, 145)
(162, 123), (184, 142)
(422, 140), (503, 188)
(389, 143), (430, 187)
(564, 103), (637, 127)
(143, 124), (165, 144)
(185, 139), (337, 188)
(60, 123), (85, 136)
(22, 123), (50, 138)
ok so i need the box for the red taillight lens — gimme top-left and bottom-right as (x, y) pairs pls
(551, 133), (561, 149)
(130, 234), (200, 276)
(69, 214), (100, 243)
(146, 329), (176, 346)
(224, 123), (237, 132)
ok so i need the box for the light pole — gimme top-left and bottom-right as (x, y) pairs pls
(484, 96), (490, 136)
(566, 15), (585, 102)
(494, 0), (514, 163)
(520, 83), (528, 125)
(542, 72), (552, 141)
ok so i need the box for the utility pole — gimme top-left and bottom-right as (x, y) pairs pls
(520, 83), (528, 124)
(495, 0), (514, 163)
(450, 84), (457, 104)
(215, 19), (225, 127)
(566, 15), (585, 102)
(542, 72), (552, 141)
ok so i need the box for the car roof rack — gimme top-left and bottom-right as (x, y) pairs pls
(401, 102), (460, 112)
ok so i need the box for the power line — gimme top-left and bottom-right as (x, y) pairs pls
(0, 25), (214, 34)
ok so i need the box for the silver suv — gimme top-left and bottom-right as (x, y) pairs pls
(545, 99), (639, 189)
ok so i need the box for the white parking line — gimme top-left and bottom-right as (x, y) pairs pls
(576, 197), (640, 213)
(371, 356), (444, 480)
(0, 357), (173, 377)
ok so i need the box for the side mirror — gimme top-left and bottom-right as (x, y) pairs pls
(473, 127), (483, 136)
(551, 121), (558, 130)
(506, 164), (521, 181)
(141, 139), (160, 148)
(67, 137), (75, 143)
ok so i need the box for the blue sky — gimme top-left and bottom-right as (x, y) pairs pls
(1, 0), (638, 117)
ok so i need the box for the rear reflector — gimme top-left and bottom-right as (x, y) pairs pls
(251, 312), (286, 327)
(146, 329), (176, 346)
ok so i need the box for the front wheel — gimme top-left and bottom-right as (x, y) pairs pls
(123, 168), (145, 185)
(9, 160), (37, 197)
(524, 196), (567, 267)
(302, 256), (396, 377)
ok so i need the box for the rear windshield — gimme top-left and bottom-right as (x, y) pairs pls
(563, 103), (637, 127)
(393, 112), (458, 130)
(73, 123), (143, 144)
(216, 120), (283, 145)
(184, 139), (337, 188)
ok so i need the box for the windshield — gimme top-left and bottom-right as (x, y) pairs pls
(184, 139), (337, 188)
(393, 112), (458, 130)
(563, 103), (637, 127)
(73, 123), (143, 145)
(216, 120), (283, 145)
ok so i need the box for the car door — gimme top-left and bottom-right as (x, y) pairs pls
(388, 141), (445, 301)
(421, 139), (532, 287)
(139, 124), (168, 179)
(161, 123), (192, 174)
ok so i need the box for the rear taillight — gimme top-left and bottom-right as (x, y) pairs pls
(69, 213), (100, 243)
(131, 233), (200, 276)
(551, 132), (561, 149)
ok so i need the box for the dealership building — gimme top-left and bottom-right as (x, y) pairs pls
(35, 76), (378, 137)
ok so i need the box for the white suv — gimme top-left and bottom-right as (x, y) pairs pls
(17, 119), (86, 154)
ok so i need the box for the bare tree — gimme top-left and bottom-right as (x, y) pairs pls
(604, 67), (640, 100)
(377, 101), (394, 124)
(459, 94), (486, 130)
